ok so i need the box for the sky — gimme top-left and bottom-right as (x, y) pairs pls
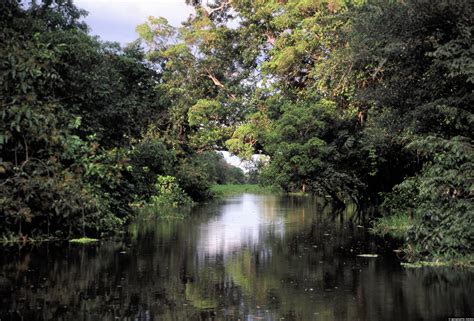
(74, 0), (194, 44)
(218, 151), (268, 173)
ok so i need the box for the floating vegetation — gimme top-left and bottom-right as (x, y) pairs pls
(357, 254), (379, 258)
(69, 237), (99, 244)
(401, 257), (474, 269)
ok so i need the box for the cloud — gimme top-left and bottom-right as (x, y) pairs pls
(74, 0), (194, 44)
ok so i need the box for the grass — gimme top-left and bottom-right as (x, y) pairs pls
(69, 237), (99, 244)
(211, 184), (280, 196)
(371, 214), (414, 239)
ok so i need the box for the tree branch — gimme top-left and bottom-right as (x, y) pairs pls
(206, 72), (225, 88)
(265, 31), (276, 45)
(203, 70), (237, 99)
(203, 0), (232, 16)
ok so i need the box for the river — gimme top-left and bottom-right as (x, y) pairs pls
(0, 194), (472, 320)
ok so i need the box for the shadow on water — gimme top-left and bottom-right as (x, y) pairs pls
(0, 194), (472, 321)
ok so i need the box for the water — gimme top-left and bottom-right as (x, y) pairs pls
(0, 194), (472, 321)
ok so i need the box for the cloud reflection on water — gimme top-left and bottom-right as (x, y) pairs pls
(196, 194), (285, 263)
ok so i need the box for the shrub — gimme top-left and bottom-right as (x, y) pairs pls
(128, 139), (175, 200)
(383, 136), (473, 260)
(149, 175), (193, 208)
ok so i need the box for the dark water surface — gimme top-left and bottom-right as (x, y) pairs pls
(0, 194), (472, 321)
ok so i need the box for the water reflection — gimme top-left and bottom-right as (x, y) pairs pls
(197, 194), (284, 261)
(0, 194), (472, 321)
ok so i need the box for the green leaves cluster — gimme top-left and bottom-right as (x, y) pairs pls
(384, 136), (473, 259)
(2, 0), (472, 261)
(0, 0), (120, 239)
(150, 176), (194, 209)
(0, 1), (224, 240)
(180, 0), (473, 260)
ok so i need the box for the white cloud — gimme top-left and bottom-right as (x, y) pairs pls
(74, 0), (194, 44)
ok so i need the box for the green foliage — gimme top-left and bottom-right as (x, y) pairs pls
(1, 0), (472, 264)
(225, 166), (246, 184)
(179, 0), (473, 262)
(372, 214), (415, 239)
(49, 32), (165, 148)
(0, 1), (167, 240)
(226, 111), (271, 159)
(174, 155), (214, 202)
(187, 99), (232, 149)
(69, 237), (99, 244)
(128, 139), (175, 200)
(384, 136), (473, 260)
(137, 7), (256, 153)
(376, 160), (472, 262)
(0, 1), (122, 239)
(149, 176), (194, 209)
(260, 98), (363, 206)
(352, 1), (474, 260)
(136, 16), (176, 50)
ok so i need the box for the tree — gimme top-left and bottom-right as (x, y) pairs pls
(0, 0), (123, 238)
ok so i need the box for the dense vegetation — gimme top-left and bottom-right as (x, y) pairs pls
(169, 0), (473, 262)
(0, 0), (245, 241)
(1, 0), (472, 263)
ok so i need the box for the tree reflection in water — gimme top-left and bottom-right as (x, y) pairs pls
(0, 194), (472, 321)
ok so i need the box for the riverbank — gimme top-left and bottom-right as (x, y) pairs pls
(0, 187), (262, 245)
(371, 214), (473, 268)
(210, 184), (280, 196)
